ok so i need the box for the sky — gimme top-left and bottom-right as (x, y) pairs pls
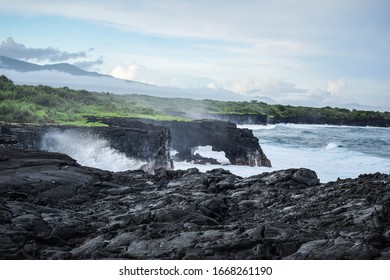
(0, 0), (389, 109)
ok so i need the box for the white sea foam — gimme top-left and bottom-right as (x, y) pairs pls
(259, 143), (390, 182)
(174, 124), (390, 183)
(39, 124), (390, 183)
(41, 129), (145, 172)
(325, 142), (339, 150)
(174, 143), (390, 183)
(237, 124), (276, 130)
(194, 145), (230, 164)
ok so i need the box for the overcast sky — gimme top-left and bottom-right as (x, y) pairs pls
(0, 0), (389, 108)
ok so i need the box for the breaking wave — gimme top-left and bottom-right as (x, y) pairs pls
(325, 142), (339, 150)
(41, 129), (145, 172)
(175, 124), (390, 183)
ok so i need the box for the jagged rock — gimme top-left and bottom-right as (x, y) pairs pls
(0, 148), (389, 260)
(0, 122), (172, 170)
(94, 117), (271, 167)
(1, 116), (271, 171)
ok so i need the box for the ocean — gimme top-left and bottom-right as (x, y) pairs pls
(175, 124), (390, 183)
(41, 124), (390, 183)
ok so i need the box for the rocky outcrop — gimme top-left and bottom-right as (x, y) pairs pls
(1, 148), (389, 260)
(92, 122), (172, 171)
(0, 122), (172, 171)
(92, 117), (271, 167)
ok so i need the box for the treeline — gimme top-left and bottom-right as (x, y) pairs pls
(0, 75), (184, 125)
(123, 94), (390, 127)
(205, 100), (390, 127)
(1, 75), (389, 127)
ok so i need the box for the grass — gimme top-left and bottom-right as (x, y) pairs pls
(0, 75), (191, 126)
(1, 75), (389, 127)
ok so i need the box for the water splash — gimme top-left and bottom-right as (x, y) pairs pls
(325, 142), (339, 150)
(41, 129), (145, 172)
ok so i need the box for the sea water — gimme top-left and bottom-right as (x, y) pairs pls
(41, 125), (390, 183)
(175, 124), (390, 183)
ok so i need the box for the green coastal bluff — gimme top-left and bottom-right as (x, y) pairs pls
(1, 75), (389, 127)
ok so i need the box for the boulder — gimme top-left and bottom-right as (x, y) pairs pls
(1, 148), (389, 260)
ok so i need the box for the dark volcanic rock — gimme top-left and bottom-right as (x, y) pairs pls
(1, 148), (389, 260)
(93, 117), (271, 167)
(0, 122), (172, 171)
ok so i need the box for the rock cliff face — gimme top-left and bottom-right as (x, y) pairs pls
(0, 122), (172, 171)
(1, 116), (271, 169)
(92, 122), (172, 171)
(0, 148), (389, 260)
(94, 117), (271, 167)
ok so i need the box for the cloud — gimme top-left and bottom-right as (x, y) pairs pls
(225, 78), (307, 97)
(254, 40), (314, 56)
(326, 78), (348, 95)
(111, 63), (216, 88)
(0, 0), (376, 44)
(0, 69), (246, 101)
(207, 82), (218, 89)
(222, 78), (358, 107)
(0, 37), (87, 62)
(111, 64), (139, 80)
(1, 1), (387, 109)
(74, 58), (104, 70)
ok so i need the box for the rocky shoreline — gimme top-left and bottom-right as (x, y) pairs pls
(87, 117), (271, 167)
(1, 118), (271, 171)
(0, 147), (389, 260)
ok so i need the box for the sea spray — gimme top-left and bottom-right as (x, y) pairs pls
(175, 124), (390, 183)
(41, 129), (145, 172)
(325, 142), (339, 150)
(194, 145), (230, 164)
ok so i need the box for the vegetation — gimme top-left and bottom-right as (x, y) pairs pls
(0, 75), (188, 126)
(123, 94), (390, 127)
(1, 75), (389, 127)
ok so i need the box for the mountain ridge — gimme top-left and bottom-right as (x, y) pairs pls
(0, 55), (250, 101)
(0, 56), (388, 111)
(0, 55), (107, 77)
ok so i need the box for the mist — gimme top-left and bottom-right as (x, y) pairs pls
(0, 69), (250, 101)
(41, 129), (145, 171)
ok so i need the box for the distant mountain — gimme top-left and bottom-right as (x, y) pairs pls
(0, 56), (245, 101)
(0, 55), (106, 77)
(1, 56), (386, 111)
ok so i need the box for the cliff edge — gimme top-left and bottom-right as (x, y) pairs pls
(92, 117), (272, 168)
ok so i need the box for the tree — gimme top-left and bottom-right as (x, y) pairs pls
(0, 75), (14, 91)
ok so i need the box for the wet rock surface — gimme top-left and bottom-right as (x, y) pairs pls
(0, 123), (172, 171)
(93, 117), (271, 167)
(0, 148), (389, 259)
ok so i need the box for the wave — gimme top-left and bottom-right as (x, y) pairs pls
(41, 129), (145, 172)
(174, 142), (390, 183)
(278, 123), (390, 130)
(325, 142), (340, 150)
(193, 145), (230, 164)
(237, 124), (276, 130)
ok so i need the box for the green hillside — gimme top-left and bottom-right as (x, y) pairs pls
(123, 94), (390, 127)
(0, 75), (187, 126)
(1, 75), (389, 127)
